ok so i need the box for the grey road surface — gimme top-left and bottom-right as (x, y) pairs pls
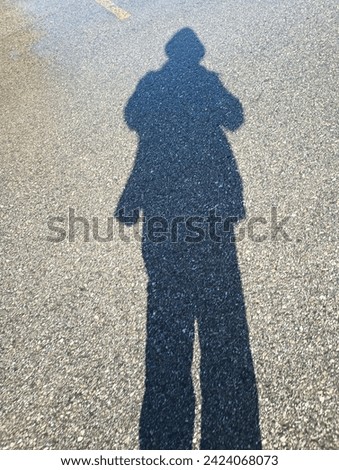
(1, 0), (338, 449)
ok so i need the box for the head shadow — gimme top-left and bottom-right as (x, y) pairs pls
(115, 28), (261, 450)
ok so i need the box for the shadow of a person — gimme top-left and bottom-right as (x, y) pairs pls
(115, 28), (261, 450)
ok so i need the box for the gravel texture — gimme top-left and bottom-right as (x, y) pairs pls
(1, 0), (338, 449)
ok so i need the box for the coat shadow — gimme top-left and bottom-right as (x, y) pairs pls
(115, 28), (261, 450)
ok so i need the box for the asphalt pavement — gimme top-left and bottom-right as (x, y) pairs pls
(1, 0), (338, 449)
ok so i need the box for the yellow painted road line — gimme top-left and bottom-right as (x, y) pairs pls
(95, 0), (131, 20)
